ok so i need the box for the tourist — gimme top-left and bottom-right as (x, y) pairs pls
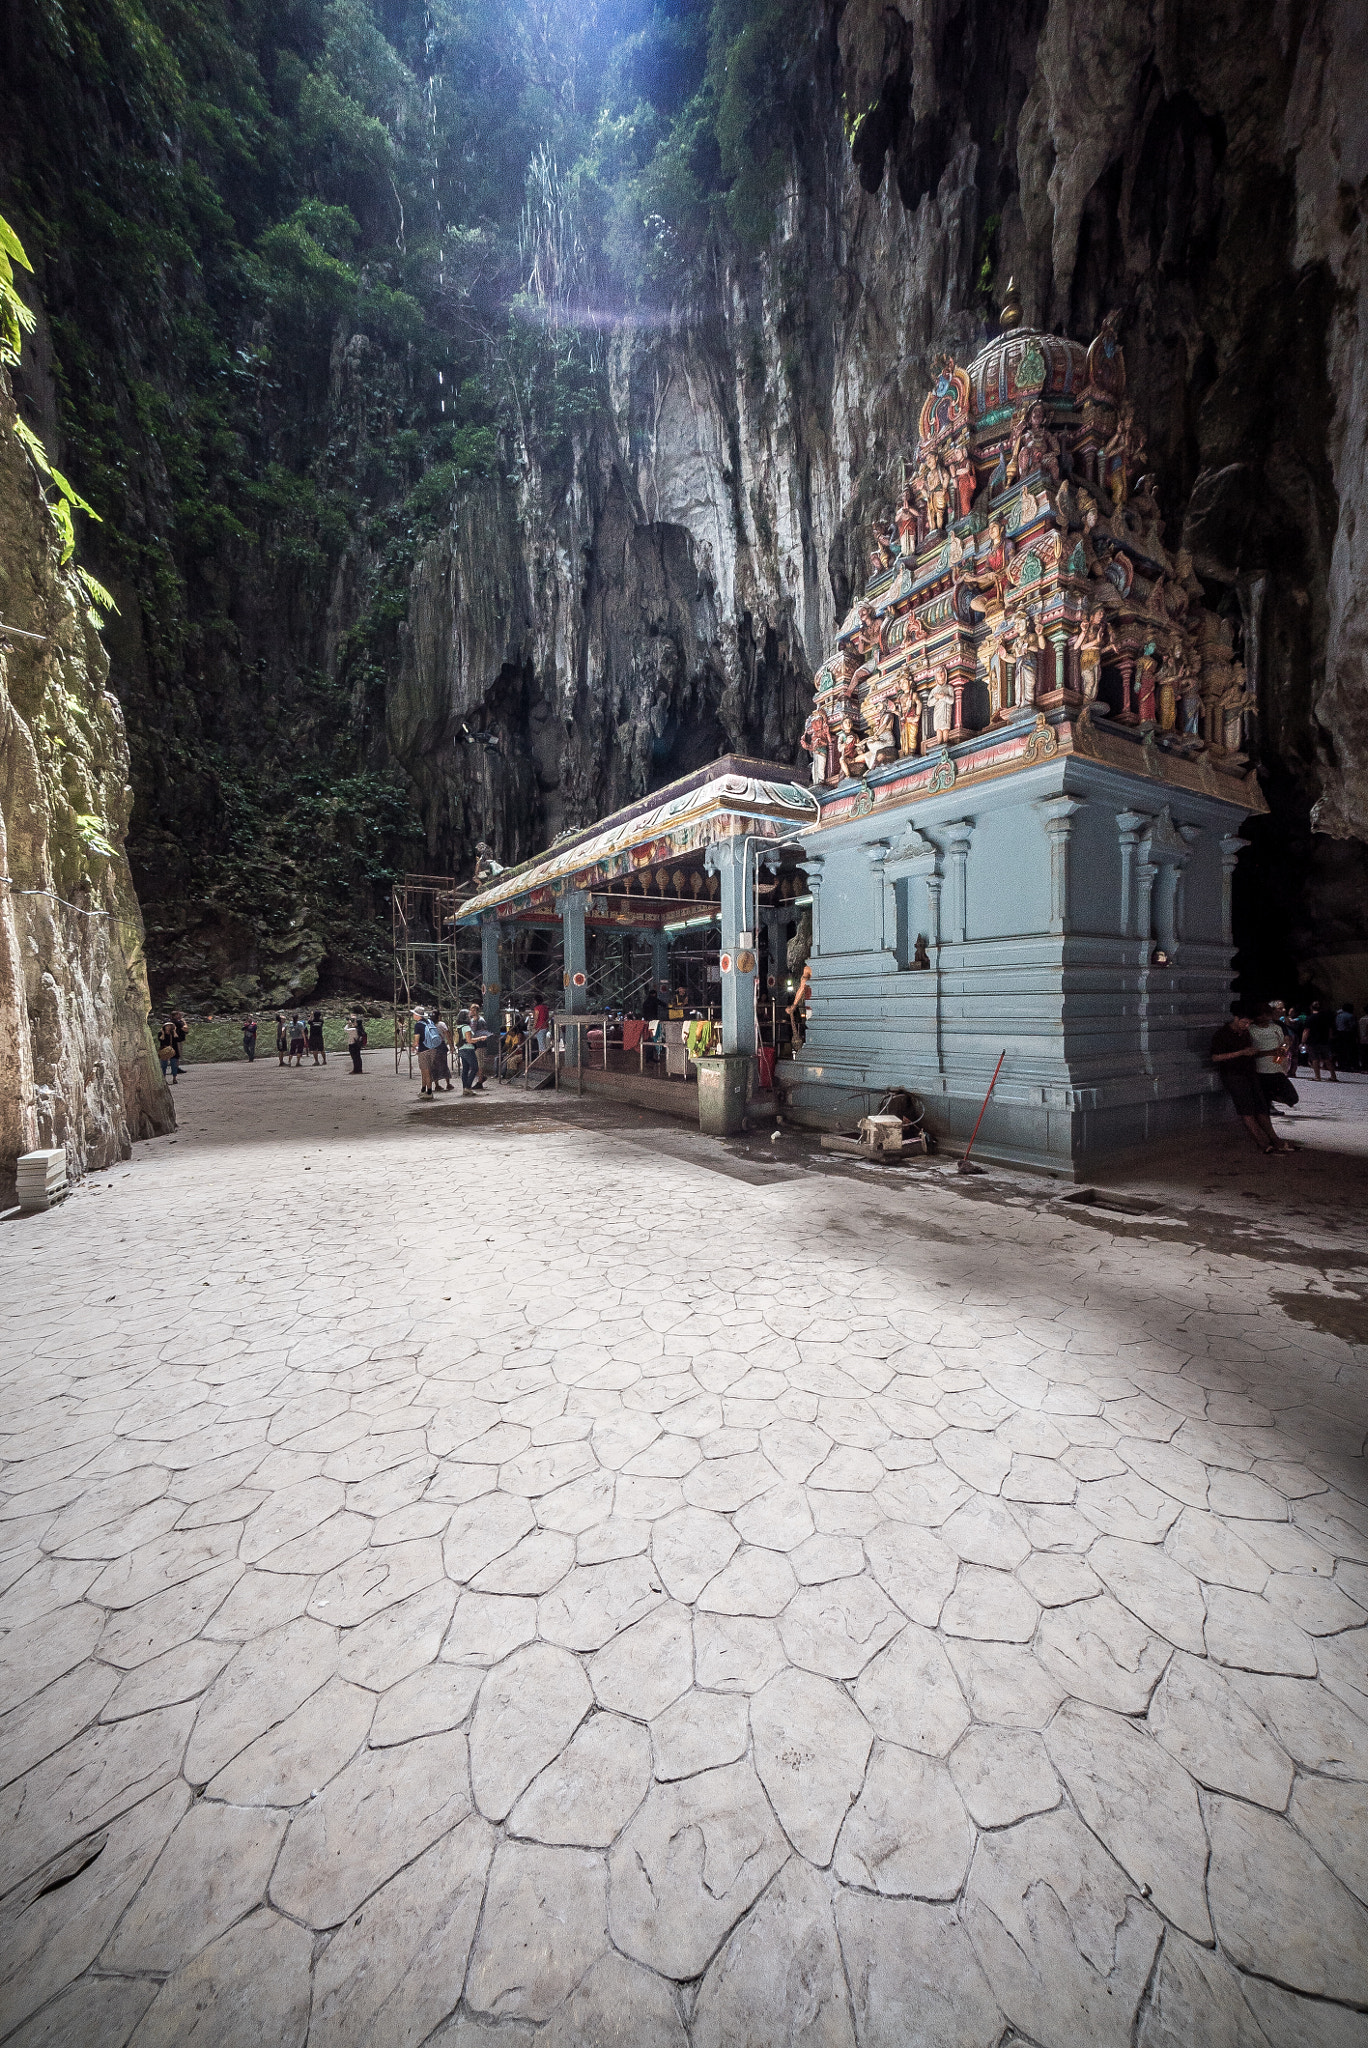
(345, 1014), (363, 1074)
(1301, 1000), (1337, 1081)
(1211, 1008), (1293, 1154)
(289, 1014), (307, 1067)
(460, 1002), (489, 1091)
(275, 1012), (288, 1065)
(1248, 1005), (1297, 1116)
(308, 1008), (327, 1066)
(171, 1009), (189, 1072)
(430, 1006), (454, 1092)
(415, 1008), (444, 1096)
(1360, 1007), (1368, 1069)
(157, 1017), (177, 1085)
(1334, 1001), (1357, 1073)
(532, 994), (551, 1050)
(1281, 997), (1306, 1077)
(242, 1016), (258, 1062)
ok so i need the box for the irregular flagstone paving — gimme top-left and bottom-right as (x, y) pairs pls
(2, 1066), (1368, 2047)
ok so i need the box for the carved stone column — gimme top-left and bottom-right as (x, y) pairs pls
(480, 916), (502, 1027)
(1115, 809), (1154, 939)
(942, 821), (975, 944)
(864, 839), (893, 956)
(1035, 795), (1086, 935)
(1219, 835), (1248, 949)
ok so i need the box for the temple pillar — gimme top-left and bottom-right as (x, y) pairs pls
(1219, 836), (1248, 949)
(558, 888), (588, 1069)
(1116, 652), (1138, 722)
(1035, 795), (1086, 935)
(650, 927), (670, 1002)
(706, 836), (758, 1057)
(480, 918), (501, 1030)
(943, 821), (974, 943)
(1116, 810), (1153, 939)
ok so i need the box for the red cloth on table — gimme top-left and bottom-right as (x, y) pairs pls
(622, 1021), (646, 1051)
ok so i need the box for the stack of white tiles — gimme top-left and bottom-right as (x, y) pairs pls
(16, 1148), (68, 1212)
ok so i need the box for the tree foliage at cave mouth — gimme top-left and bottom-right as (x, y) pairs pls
(1, 0), (802, 1003)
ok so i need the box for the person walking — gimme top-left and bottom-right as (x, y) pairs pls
(415, 1009), (444, 1096)
(428, 1007), (454, 1092)
(1212, 1008), (1293, 1153)
(1302, 1000), (1337, 1082)
(171, 1010), (189, 1074)
(308, 1009), (327, 1066)
(1248, 1005), (1297, 1117)
(275, 1012), (289, 1065)
(157, 1017), (178, 1085)
(1360, 1007), (1368, 1071)
(242, 1016), (258, 1062)
(1334, 1002), (1357, 1073)
(289, 1014), (308, 1067)
(464, 1001), (492, 1089)
(345, 1015), (364, 1074)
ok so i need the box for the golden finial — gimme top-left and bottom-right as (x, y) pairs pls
(999, 277), (1023, 331)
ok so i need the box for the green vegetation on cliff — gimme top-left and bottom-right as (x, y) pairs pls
(1, 0), (803, 1005)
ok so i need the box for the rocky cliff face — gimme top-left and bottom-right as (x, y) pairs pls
(0, 365), (174, 1185)
(391, 0), (1367, 998)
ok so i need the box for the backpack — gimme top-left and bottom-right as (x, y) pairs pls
(423, 1020), (443, 1050)
(357, 1022), (368, 1047)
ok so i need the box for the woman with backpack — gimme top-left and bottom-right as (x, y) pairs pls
(428, 1007), (454, 1092)
(157, 1018), (178, 1085)
(345, 1014), (367, 1074)
(414, 1009), (442, 1096)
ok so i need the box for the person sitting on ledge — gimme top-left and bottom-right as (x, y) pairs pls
(1211, 1006), (1295, 1155)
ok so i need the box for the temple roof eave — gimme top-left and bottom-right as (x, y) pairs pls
(454, 762), (819, 924)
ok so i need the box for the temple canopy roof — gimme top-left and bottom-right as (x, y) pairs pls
(453, 757), (817, 927)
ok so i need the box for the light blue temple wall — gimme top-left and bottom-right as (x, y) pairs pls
(784, 751), (1256, 1171)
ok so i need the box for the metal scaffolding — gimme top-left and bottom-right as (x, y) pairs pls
(391, 875), (476, 1074)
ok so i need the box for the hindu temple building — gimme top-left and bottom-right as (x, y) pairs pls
(457, 295), (1264, 1174)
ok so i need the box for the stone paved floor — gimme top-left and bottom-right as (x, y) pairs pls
(2, 1058), (1368, 2047)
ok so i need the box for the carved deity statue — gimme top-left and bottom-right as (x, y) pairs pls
(854, 600), (880, 657)
(474, 840), (505, 885)
(1006, 400), (1061, 487)
(1015, 612), (1049, 708)
(1135, 641), (1159, 723)
(895, 486), (920, 557)
(1069, 607), (1109, 703)
(801, 705), (835, 786)
(863, 698), (898, 773)
(1103, 401), (1146, 512)
(927, 669), (957, 746)
(838, 715), (865, 781)
(895, 674), (922, 758)
(1156, 639), (1185, 732)
(869, 520), (896, 575)
(947, 434), (976, 519)
(915, 451), (951, 533)
(1219, 661), (1254, 755)
(1085, 308), (1126, 400)
(984, 619), (1017, 722)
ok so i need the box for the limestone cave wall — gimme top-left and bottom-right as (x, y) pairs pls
(390, 0), (1367, 1000)
(0, 364), (174, 1185)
